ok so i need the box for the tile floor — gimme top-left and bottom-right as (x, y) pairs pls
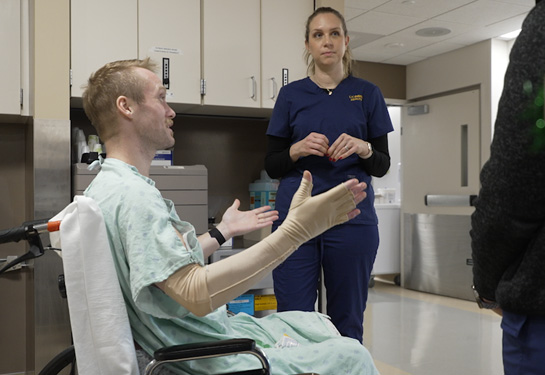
(363, 277), (503, 375)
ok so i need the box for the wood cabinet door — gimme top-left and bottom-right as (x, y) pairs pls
(70, 0), (137, 98)
(139, 0), (201, 106)
(261, 0), (313, 109)
(202, 0), (261, 108)
(0, 0), (21, 115)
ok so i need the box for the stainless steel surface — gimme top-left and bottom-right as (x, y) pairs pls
(425, 195), (476, 207)
(32, 118), (72, 372)
(403, 213), (474, 301)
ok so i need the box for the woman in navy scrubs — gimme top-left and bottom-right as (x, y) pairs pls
(265, 7), (393, 343)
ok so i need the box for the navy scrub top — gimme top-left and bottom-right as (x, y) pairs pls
(266, 75), (394, 226)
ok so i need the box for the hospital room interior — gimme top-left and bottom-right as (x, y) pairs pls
(0, 0), (536, 374)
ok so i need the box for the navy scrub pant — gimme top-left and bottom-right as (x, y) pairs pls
(272, 223), (379, 343)
(502, 310), (545, 374)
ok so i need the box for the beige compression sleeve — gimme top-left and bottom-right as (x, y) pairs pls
(161, 176), (357, 316)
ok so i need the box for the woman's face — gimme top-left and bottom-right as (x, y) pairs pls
(306, 12), (349, 71)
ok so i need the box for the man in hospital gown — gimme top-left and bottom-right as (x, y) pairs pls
(82, 58), (379, 375)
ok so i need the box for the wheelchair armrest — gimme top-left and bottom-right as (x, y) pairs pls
(153, 338), (258, 361)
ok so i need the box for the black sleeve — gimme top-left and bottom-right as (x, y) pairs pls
(359, 134), (391, 177)
(265, 134), (391, 179)
(264, 135), (295, 179)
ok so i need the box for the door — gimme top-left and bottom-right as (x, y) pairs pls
(401, 89), (480, 300)
(402, 89), (480, 215)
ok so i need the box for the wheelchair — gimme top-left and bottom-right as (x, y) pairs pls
(39, 339), (272, 375)
(0, 205), (318, 375)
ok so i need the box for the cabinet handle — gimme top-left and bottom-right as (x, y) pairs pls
(269, 77), (277, 100)
(249, 76), (257, 100)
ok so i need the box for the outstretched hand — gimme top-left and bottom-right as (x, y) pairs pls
(217, 199), (279, 239)
(294, 171), (366, 220)
(281, 170), (367, 246)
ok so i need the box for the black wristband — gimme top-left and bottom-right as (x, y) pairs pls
(208, 227), (226, 245)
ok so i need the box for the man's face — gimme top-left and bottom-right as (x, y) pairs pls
(132, 68), (176, 151)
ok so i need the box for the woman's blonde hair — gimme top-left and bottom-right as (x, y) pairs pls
(82, 58), (158, 141)
(304, 7), (353, 77)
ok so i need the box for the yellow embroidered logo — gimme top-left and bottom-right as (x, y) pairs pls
(349, 95), (363, 102)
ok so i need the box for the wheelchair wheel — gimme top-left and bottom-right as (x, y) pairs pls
(39, 345), (76, 375)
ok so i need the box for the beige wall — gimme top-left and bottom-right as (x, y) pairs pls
(32, 0), (70, 120)
(353, 61), (406, 100)
(316, 0), (344, 12)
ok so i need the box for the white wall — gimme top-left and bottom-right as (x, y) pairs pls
(372, 106), (401, 204)
(490, 38), (514, 142)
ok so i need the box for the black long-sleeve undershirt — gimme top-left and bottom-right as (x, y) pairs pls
(265, 134), (391, 179)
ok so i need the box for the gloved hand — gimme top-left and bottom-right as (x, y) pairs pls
(276, 170), (364, 249)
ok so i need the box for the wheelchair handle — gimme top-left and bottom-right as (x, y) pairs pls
(0, 220), (61, 275)
(0, 220), (61, 245)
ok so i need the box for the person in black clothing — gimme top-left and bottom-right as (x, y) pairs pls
(470, 1), (545, 373)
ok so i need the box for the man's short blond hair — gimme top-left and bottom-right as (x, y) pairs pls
(82, 58), (158, 141)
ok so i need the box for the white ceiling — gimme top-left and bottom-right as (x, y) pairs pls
(345, 0), (535, 65)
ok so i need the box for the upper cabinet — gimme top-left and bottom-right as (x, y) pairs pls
(261, 0), (313, 109)
(70, 0), (313, 113)
(201, 0), (313, 110)
(0, 0), (22, 115)
(202, 0), (261, 109)
(138, 0), (201, 106)
(70, 0), (137, 98)
(71, 0), (200, 107)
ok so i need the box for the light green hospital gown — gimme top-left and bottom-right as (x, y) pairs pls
(85, 158), (379, 375)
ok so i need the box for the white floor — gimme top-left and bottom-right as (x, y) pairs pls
(363, 277), (503, 375)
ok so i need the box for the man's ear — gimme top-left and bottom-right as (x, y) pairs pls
(116, 96), (133, 119)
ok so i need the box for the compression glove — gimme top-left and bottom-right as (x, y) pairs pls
(161, 175), (357, 316)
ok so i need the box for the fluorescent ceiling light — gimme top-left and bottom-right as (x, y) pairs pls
(499, 29), (521, 40)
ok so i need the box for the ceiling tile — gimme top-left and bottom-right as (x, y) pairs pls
(384, 54), (427, 65)
(345, 7), (367, 21)
(408, 41), (467, 57)
(435, 0), (531, 26)
(345, 0), (534, 65)
(344, 0), (390, 11)
(388, 19), (480, 43)
(347, 10), (426, 35)
(373, 0), (475, 19)
(491, 0), (535, 6)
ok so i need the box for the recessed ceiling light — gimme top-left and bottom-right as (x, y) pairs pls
(415, 27), (451, 37)
(402, 0), (416, 4)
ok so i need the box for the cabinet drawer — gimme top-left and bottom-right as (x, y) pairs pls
(162, 190), (207, 205)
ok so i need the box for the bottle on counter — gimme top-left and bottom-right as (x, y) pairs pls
(249, 170), (279, 210)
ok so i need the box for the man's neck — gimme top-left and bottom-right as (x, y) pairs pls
(104, 141), (154, 177)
